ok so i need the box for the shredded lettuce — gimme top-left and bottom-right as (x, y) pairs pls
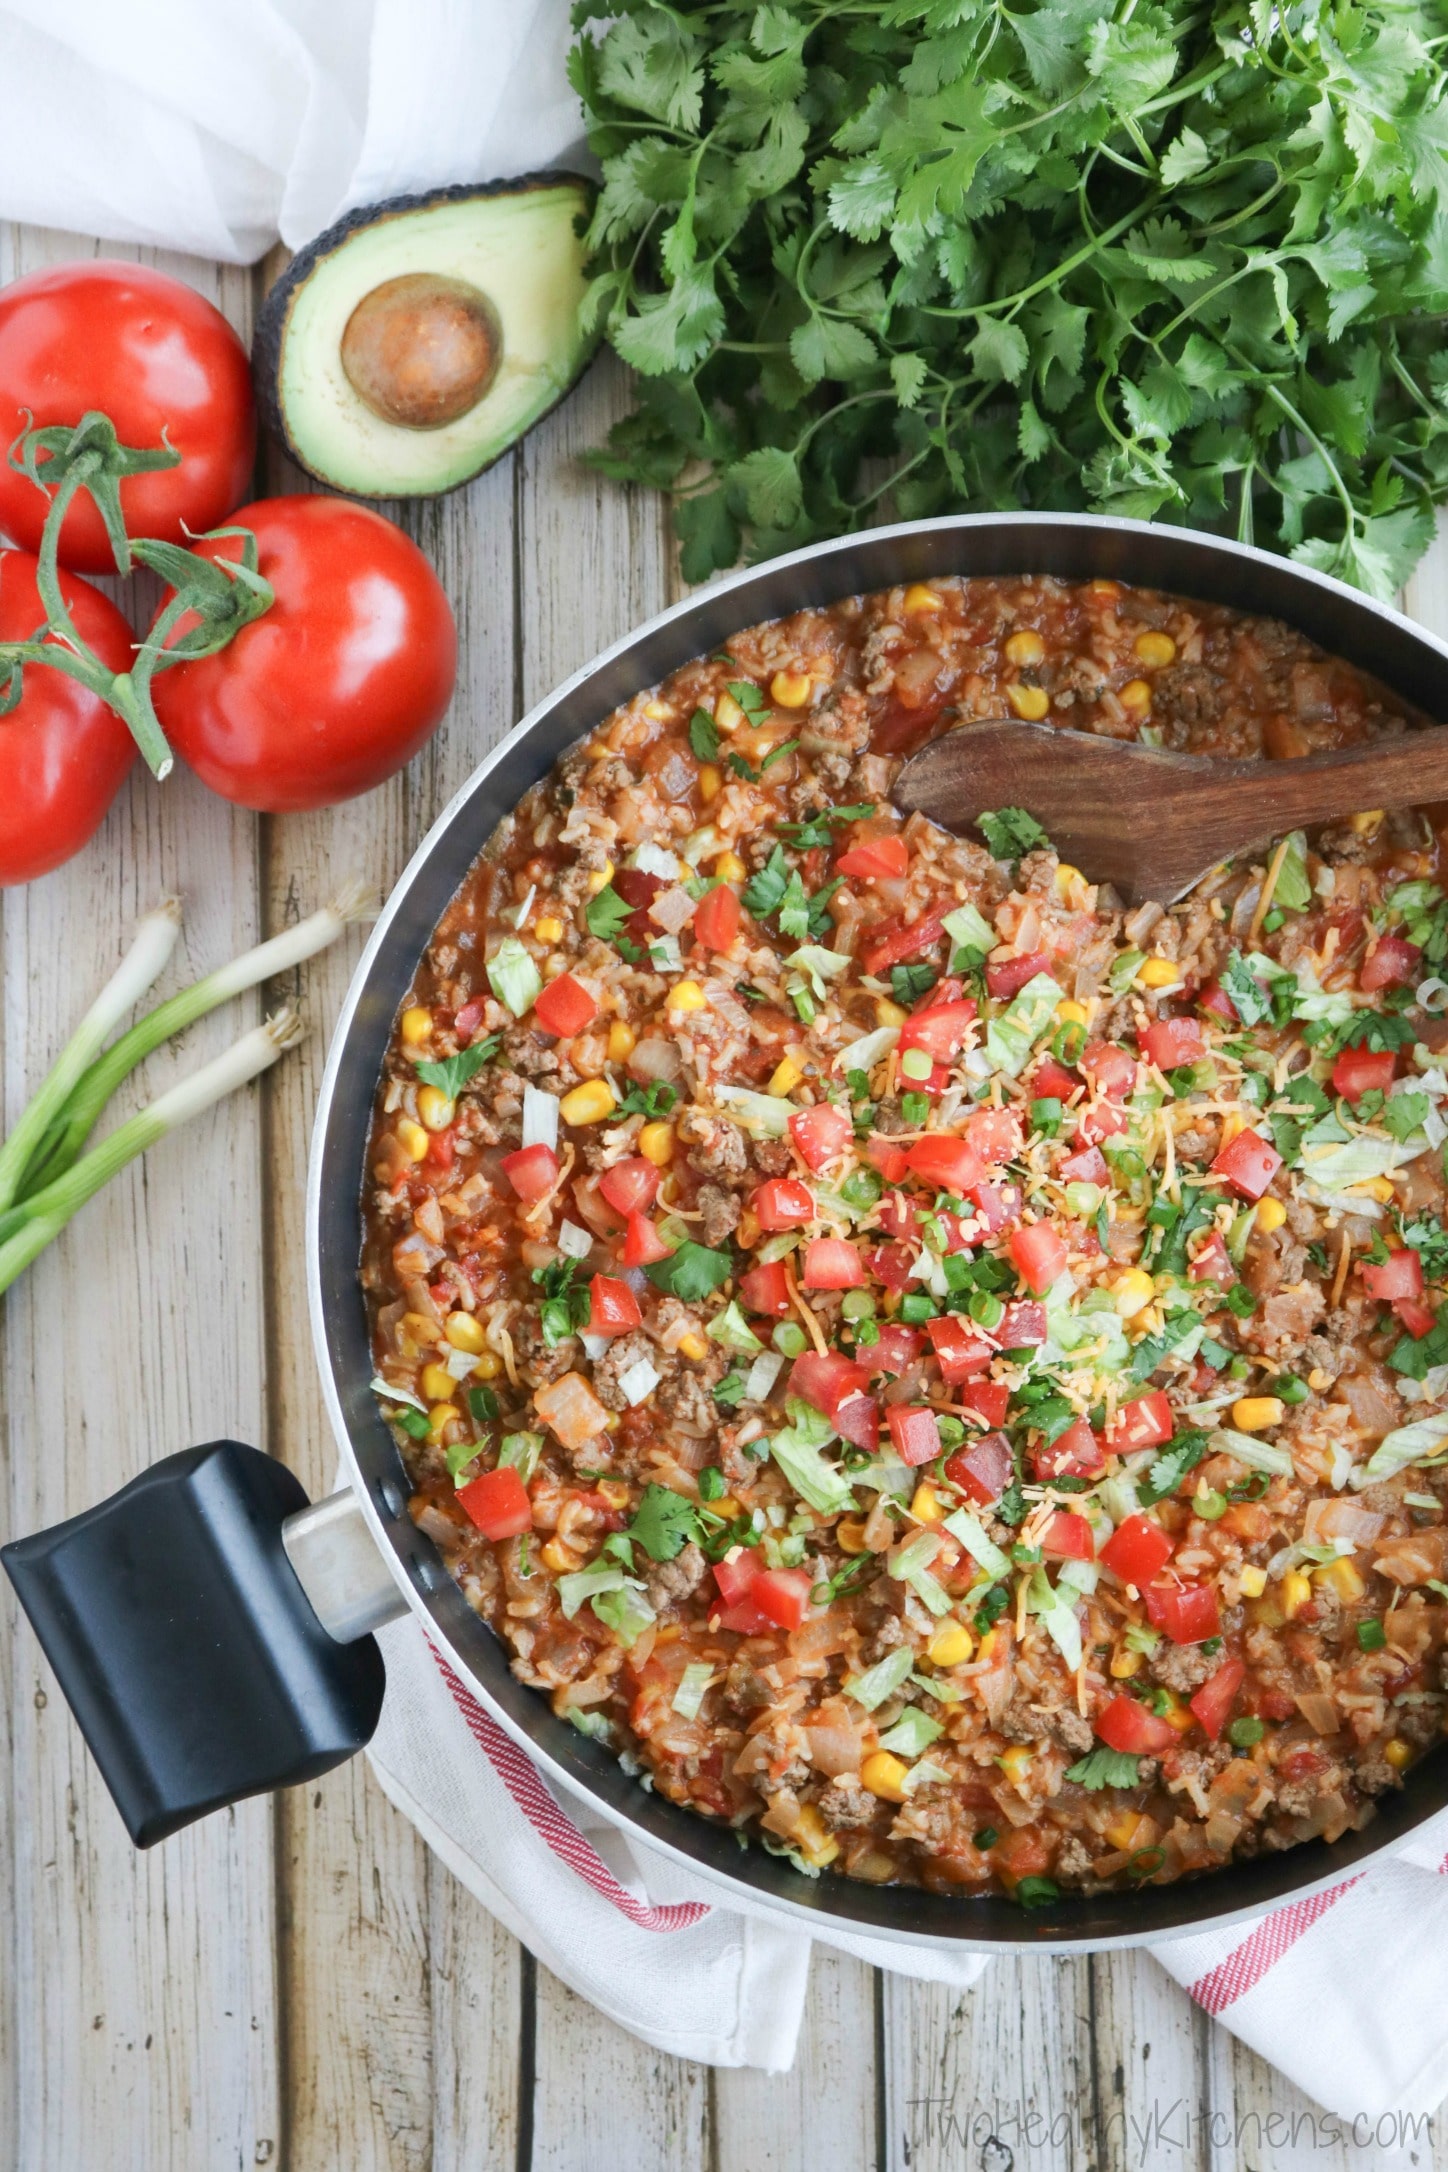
(486, 936), (541, 1019)
(371, 1374), (426, 1412)
(670, 1663), (715, 1720)
(943, 900), (996, 954)
(877, 1707), (944, 1758)
(984, 972), (1061, 1077)
(834, 1024), (898, 1075)
(1358, 1409), (1448, 1483)
(498, 1431), (544, 1482)
(1027, 1567), (1082, 1671)
(1299, 1136), (1414, 1192)
(591, 1582), (656, 1647)
(786, 944), (851, 999)
(888, 1531), (953, 1616)
(1209, 1428), (1294, 1477)
(1271, 830), (1312, 912)
(707, 1299), (763, 1355)
(843, 1645), (914, 1710)
(769, 1399), (856, 1516)
(557, 1563), (628, 1619)
(714, 1083), (791, 1135)
(942, 1508), (1011, 1582)
(744, 1348), (785, 1402)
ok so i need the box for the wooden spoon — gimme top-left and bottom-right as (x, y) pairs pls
(892, 717), (1448, 904)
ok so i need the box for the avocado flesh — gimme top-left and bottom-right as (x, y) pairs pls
(258, 177), (598, 497)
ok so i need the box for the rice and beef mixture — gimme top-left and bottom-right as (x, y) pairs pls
(361, 573), (1448, 1903)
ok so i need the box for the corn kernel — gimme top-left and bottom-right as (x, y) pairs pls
(427, 1402), (459, 1438)
(903, 582), (944, 613)
(1104, 1810), (1158, 1853)
(770, 670), (813, 709)
(1110, 1645), (1142, 1678)
(769, 1054), (803, 1096)
(1053, 863), (1083, 898)
(644, 699), (671, 722)
(1384, 1737), (1414, 1771)
(597, 1479), (631, 1509)
(421, 1361), (456, 1403)
(638, 1121), (674, 1166)
(862, 1751), (911, 1802)
(715, 850), (747, 884)
(910, 1482), (944, 1525)
(540, 1538), (579, 1575)
(474, 1351), (502, 1381)
(710, 1496), (740, 1519)
(400, 1005), (432, 1046)
(1136, 956), (1179, 989)
(560, 1079), (617, 1126)
(875, 996), (908, 1028)
(1160, 1694), (1195, 1734)
(1134, 630), (1177, 668)
(1238, 1564), (1268, 1598)
(1118, 678), (1152, 714)
(397, 1117), (429, 1162)
(836, 1518), (869, 1555)
(669, 979), (707, 1013)
(677, 1332), (709, 1362)
(587, 861), (615, 896)
(976, 1626), (1003, 1664)
(715, 690), (747, 734)
(1232, 1396), (1283, 1432)
(1089, 579), (1120, 599)
(1255, 1196), (1287, 1233)
(1111, 1267), (1156, 1319)
(1006, 681), (1050, 721)
(417, 1083), (454, 1131)
(1315, 1556), (1366, 1602)
(445, 1311), (487, 1355)
(1347, 1175), (1396, 1203)
(794, 1804), (841, 1867)
(1281, 1568), (1312, 1620)
(1349, 809), (1385, 833)
(1004, 628), (1045, 668)
(698, 763), (721, 803)
(1247, 1592), (1285, 1629)
(1055, 999), (1089, 1026)
(1220, 1110), (1247, 1145)
(927, 1620), (974, 1667)
(998, 1745), (1034, 1787)
(608, 1021), (637, 1062)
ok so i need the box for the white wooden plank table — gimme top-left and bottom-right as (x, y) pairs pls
(2, 217), (1447, 2172)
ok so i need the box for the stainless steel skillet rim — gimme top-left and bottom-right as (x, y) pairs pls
(306, 510), (1448, 1954)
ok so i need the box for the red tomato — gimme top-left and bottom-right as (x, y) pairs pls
(151, 496), (457, 812)
(739, 1259), (791, 1315)
(1059, 1144), (1107, 1184)
(964, 1107), (1023, 1165)
(1041, 1511), (1094, 1560)
(1361, 1248), (1424, 1302)
(621, 1212), (673, 1267)
(1209, 1126), (1282, 1201)
(1189, 1657), (1246, 1741)
(1189, 1230), (1235, 1286)
(1395, 1296), (1437, 1340)
(695, 883), (740, 951)
(1146, 1582), (1221, 1644)
(0, 262), (255, 572)
(802, 1238), (865, 1289)
(1008, 1220), (1068, 1293)
(836, 834), (909, 880)
(1033, 1055), (1079, 1101)
(860, 912), (945, 975)
(599, 1156), (660, 1217)
(996, 1300), (1048, 1347)
(1096, 1696), (1178, 1757)
(986, 949), (1051, 999)
(867, 1137), (910, 1184)
(789, 1101), (852, 1170)
(835, 1394), (880, 1451)
(925, 1315), (993, 1382)
(863, 1242), (914, 1290)
(534, 972), (597, 1037)
(751, 1176), (815, 1230)
(1141, 1016), (1204, 1070)
(1331, 1045), (1397, 1102)
(905, 1134), (985, 1190)
(458, 1465), (533, 1540)
(1081, 1040), (1136, 1093)
(1104, 1392), (1174, 1455)
(887, 1403), (942, 1466)
(958, 1378), (1010, 1428)
(899, 999), (977, 1061)
(587, 1274), (642, 1337)
(713, 1550), (762, 1606)
(1360, 935), (1421, 991)
(500, 1143), (558, 1201)
(869, 1323), (924, 1374)
(968, 1178), (1023, 1234)
(750, 1567), (812, 1631)
(425, 1127), (455, 1173)
(1099, 1514), (1174, 1586)
(1033, 1419), (1104, 1482)
(0, 548), (137, 884)
(788, 1350), (872, 1419)
(1077, 1100), (1129, 1146)
(876, 1190), (919, 1240)
(1198, 977), (1238, 1023)
(612, 866), (664, 947)
(454, 997), (488, 1044)
(944, 1430), (1013, 1504)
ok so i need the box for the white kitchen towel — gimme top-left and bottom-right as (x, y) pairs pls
(0, 0), (580, 264)
(367, 1612), (1448, 2117)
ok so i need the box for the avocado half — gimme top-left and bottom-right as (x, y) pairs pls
(254, 175), (600, 498)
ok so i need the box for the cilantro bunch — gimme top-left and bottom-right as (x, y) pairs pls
(569, 0), (1448, 595)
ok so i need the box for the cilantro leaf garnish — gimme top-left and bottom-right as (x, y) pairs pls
(742, 847), (791, 920)
(617, 1079), (679, 1120)
(1383, 1092), (1430, 1141)
(891, 961), (938, 1006)
(531, 1258), (591, 1346)
(977, 807), (1050, 864)
(726, 679), (769, 725)
(644, 1240), (734, 1302)
(777, 803), (876, 848)
(1139, 1429), (1212, 1505)
(585, 883), (634, 944)
(727, 738), (800, 783)
(1065, 1746), (1142, 1791)
(714, 1367), (751, 1408)
(689, 708), (720, 761)
(1219, 952), (1273, 1027)
(414, 1037), (502, 1099)
(628, 1483), (702, 1562)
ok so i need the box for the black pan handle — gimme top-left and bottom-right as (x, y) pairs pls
(2, 1440), (392, 1846)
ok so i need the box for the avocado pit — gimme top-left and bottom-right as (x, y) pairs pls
(340, 272), (501, 431)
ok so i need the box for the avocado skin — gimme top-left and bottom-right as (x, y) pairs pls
(254, 173), (599, 499)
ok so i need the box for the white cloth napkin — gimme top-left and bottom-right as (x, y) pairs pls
(0, 0), (581, 263)
(369, 1614), (1448, 2119)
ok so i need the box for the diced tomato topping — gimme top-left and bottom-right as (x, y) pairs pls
(500, 1143), (559, 1202)
(1033, 1055), (1079, 1101)
(453, 996), (489, 1045)
(1360, 935), (1422, 992)
(1008, 1220), (1068, 1293)
(944, 1429), (1014, 1504)
(457, 1465), (533, 1540)
(1042, 1511), (1095, 1560)
(1332, 1045), (1397, 1102)
(1077, 1099), (1130, 1146)
(1099, 1514), (1174, 1586)
(887, 1403), (943, 1466)
(860, 913), (945, 975)
(425, 1127), (455, 1172)
(1209, 1126), (1282, 1201)
(621, 1212), (673, 1268)
(867, 1137), (910, 1183)
(958, 1378), (1010, 1428)
(713, 1550), (762, 1606)
(876, 1191), (919, 1240)
(1104, 1391), (1174, 1455)
(739, 1259), (791, 1316)
(966, 1178), (1022, 1234)
(835, 1393), (880, 1451)
(1145, 1581), (1221, 1644)
(996, 1299), (1047, 1347)
(869, 1323), (924, 1374)
(587, 1274), (642, 1337)
(802, 1238), (865, 1289)
(533, 971), (597, 1037)
(864, 1242), (914, 1290)
(986, 950), (1051, 1000)
(750, 1567), (813, 1631)
(788, 1350), (873, 1420)
(1189, 1229), (1234, 1286)
(716, 1600), (775, 1635)
(904, 1134), (985, 1190)
(598, 1155), (660, 1217)
(1059, 1144), (1107, 1184)
(612, 866), (665, 946)
(1198, 978), (1238, 1023)
(751, 1177), (815, 1230)
(1361, 1247), (1424, 1302)
(1189, 1657), (1246, 1741)
(925, 1314), (994, 1382)
(836, 833), (910, 881)
(1096, 1695), (1178, 1757)
(694, 883), (741, 951)
(1081, 1039), (1136, 1093)
(789, 1101), (852, 1170)
(1395, 1296), (1437, 1339)
(964, 1107), (1023, 1165)
(1033, 1418), (1105, 1482)
(1140, 1015), (1204, 1071)
(899, 999), (978, 1062)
